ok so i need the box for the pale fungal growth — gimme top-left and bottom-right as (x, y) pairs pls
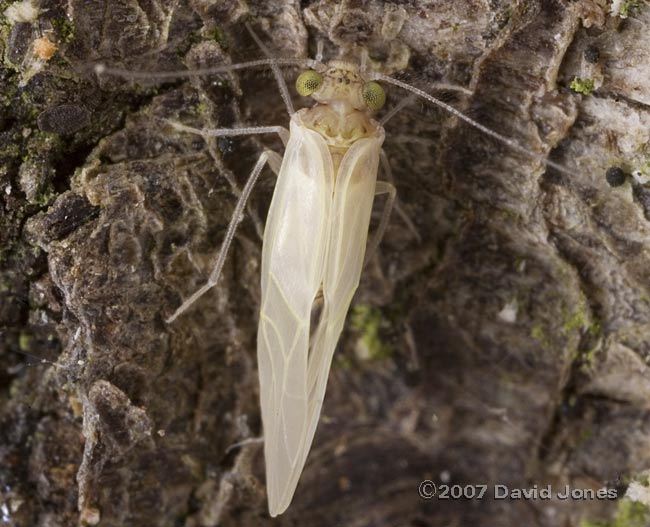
(33, 36), (57, 60)
(3, 0), (40, 24)
(625, 471), (650, 506)
(498, 299), (519, 324)
(17, 35), (58, 86)
(3, 1), (58, 85)
(632, 169), (650, 184)
(610, 0), (625, 16)
(79, 506), (101, 526)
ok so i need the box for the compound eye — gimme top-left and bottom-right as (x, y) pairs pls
(362, 81), (385, 111)
(296, 70), (323, 96)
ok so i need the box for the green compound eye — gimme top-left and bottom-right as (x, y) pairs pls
(296, 70), (323, 96)
(362, 81), (386, 111)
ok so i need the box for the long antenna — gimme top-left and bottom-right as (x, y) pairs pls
(94, 57), (319, 81)
(375, 73), (575, 177)
(5, 348), (64, 370)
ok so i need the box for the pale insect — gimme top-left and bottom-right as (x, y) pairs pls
(173, 57), (393, 517)
(97, 25), (573, 517)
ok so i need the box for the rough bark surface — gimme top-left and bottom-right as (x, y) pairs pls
(2, 1), (650, 526)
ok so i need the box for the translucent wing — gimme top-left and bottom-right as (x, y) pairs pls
(307, 132), (384, 400)
(304, 133), (384, 469)
(257, 115), (333, 516)
(266, 129), (385, 515)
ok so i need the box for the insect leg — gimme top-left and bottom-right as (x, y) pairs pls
(363, 180), (396, 268)
(380, 94), (417, 126)
(163, 121), (290, 146)
(166, 121), (288, 238)
(166, 149), (283, 323)
(224, 436), (264, 454)
(379, 149), (421, 242)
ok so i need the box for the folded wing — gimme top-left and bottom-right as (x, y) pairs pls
(257, 116), (333, 516)
(266, 131), (382, 511)
(259, 112), (384, 516)
(304, 133), (383, 471)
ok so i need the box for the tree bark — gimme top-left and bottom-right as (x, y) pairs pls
(2, 1), (650, 526)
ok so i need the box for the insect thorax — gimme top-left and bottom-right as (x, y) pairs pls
(299, 105), (382, 155)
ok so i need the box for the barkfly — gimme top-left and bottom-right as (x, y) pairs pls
(95, 21), (573, 517)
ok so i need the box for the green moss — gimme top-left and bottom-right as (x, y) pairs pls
(52, 17), (75, 43)
(196, 100), (210, 116)
(350, 304), (392, 361)
(580, 499), (650, 527)
(1, 139), (22, 159)
(496, 7), (512, 29)
(0, 14), (10, 30)
(32, 186), (56, 206)
(570, 77), (595, 95)
(210, 26), (227, 47)
(619, 0), (640, 17)
(637, 473), (650, 486)
(18, 332), (32, 352)
(563, 309), (587, 334)
(577, 428), (593, 447)
(530, 324), (548, 344)
(580, 344), (600, 370)
(588, 318), (602, 337)
(19, 90), (41, 122)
